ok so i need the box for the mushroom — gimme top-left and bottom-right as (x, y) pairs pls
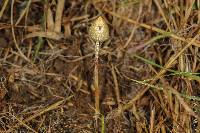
(88, 16), (109, 61)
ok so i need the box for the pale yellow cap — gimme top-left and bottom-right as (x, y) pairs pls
(88, 16), (109, 42)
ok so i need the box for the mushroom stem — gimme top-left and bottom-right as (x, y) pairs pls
(95, 41), (100, 62)
(94, 62), (99, 114)
(94, 41), (100, 120)
(94, 45), (100, 127)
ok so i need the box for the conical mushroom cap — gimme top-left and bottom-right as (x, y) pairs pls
(89, 16), (109, 42)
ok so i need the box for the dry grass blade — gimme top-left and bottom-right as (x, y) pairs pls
(153, 0), (171, 31)
(54, 0), (65, 33)
(0, 0), (9, 18)
(47, 6), (54, 31)
(10, 114), (38, 133)
(104, 8), (200, 47)
(184, 0), (195, 26)
(25, 31), (64, 40)
(111, 64), (121, 107)
(11, 0), (30, 62)
(149, 106), (155, 133)
(6, 95), (73, 133)
(121, 73), (199, 118)
(170, 88), (199, 119)
(122, 31), (199, 111)
(15, 0), (32, 26)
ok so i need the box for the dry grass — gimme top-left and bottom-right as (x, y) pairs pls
(0, 0), (200, 132)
